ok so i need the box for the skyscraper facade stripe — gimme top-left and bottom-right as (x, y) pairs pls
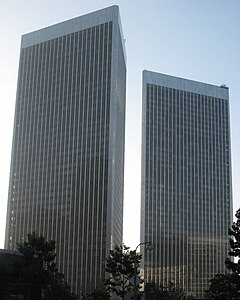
(5, 6), (126, 295)
(141, 70), (232, 299)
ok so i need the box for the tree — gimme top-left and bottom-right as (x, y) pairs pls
(17, 232), (78, 300)
(206, 273), (240, 300)
(105, 244), (142, 300)
(225, 208), (240, 274)
(206, 208), (240, 299)
(17, 232), (57, 287)
(83, 286), (110, 299)
(154, 283), (188, 300)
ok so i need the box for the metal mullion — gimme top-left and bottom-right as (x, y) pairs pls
(60, 34), (71, 275)
(85, 26), (93, 284)
(41, 41), (51, 236)
(145, 84), (149, 281)
(189, 92), (193, 290)
(200, 95), (203, 295)
(13, 48), (27, 247)
(152, 85), (155, 281)
(181, 90), (185, 287)
(194, 100), (196, 292)
(170, 88), (174, 284)
(202, 95), (206, 293)
(67, 31), (78, 287)
(207, 97), (211, 279)
(165, 87), (168, 285)
(219, 100), (224, 272)
(63, 33), (73, 281)
(186, 92), (189, 292)
(150, 85), (153, 281)
(52, 37), (61, 247)
(212, 98), (216, 275)
(99, 23), (106, 278)
(207, 95), (211, 290)
(94, 25), (101, 285)
(80, 27), (89, 288)
(21, 46), (33, 240)
(166, 87), (170, 284)
(26, 44), (37, 235)
(204, 96), (208, 292)
(9, 54), (19, 245)
(67, 32), (77, 286)
(37, 41), (47, 235)
(69, 30), (80, 293)
(33, 43), (43, 233)
(161, 86), (165, 284)
(75, 30), (84, 291)
(218, 100), (223, 271)
(219, 99), (225, 272)
(180, 90), (183, 286)
(49, 38), (59, 241)
(29, 44), (40, 235)
(226, 97), (232, 228)
(180, 91), (183, 285)
(197, 94), (200, 292)
(102, 20), (111, 278)
(82, 26), (93, 289)
(147, 85), (151, 281)
(45, 39), (55, 240)
(224, 100), (229, 270)
(155, 85), (159, 282)
(56, 35), (67, 269)
(226, 99), (232, 266)
(193, 93), (197, 288)
(89, 26), (97, 286)
(223, 100), (229, 266)
(190, 95), (193, 277)
(175, 89), (179, 282)
(175, 89), (179, 286)
(171, 88), (175, 285)
(185, 91), (188, 290)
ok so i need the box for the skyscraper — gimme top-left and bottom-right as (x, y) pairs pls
(5, 6), (126, 295)
(141, 70), (232, 298)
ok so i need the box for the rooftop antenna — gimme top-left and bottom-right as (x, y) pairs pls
(220, 83), (228, 88)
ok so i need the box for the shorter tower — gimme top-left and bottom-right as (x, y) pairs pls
(141, 70), (232, 298)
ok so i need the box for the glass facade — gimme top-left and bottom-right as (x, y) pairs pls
(141, 71), (232, 299)
(5, 6), (126, 296)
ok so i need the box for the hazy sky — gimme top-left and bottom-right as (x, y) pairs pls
(0, 0), (239, 249)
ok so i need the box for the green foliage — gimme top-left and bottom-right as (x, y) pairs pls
(18, 232), (56, 270)
(206, 208), (240, 299)
(17, 232), (78, 300)
(225, 208), (240, 274)
(155, 283), (187, 300)
(83, 286), (110, 299)
(17, 232), (57, 286)
(206, 273), (240, 300)
(105, 244), (142, 299)
(44, 272), (78, 300)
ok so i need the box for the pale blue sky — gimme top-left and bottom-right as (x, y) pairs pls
(0, 0), (239, 249)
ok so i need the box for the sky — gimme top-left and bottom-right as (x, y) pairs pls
(0, 0), (239, 250)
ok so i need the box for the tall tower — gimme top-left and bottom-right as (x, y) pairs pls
(5, 6), (126, 295)
(141, 70), (232, 298)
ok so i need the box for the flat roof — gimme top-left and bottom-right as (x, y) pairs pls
(143, 70), (229, 100)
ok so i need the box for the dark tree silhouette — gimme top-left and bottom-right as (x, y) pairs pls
(207, 208), (240, 299)
(83, 286), (110, 299)
(17, 232), (78, 300)
(225, 208), (240, 274)
(105, 244), (142, 300)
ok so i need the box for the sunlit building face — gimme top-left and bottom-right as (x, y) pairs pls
(141, 71), (232, 299)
